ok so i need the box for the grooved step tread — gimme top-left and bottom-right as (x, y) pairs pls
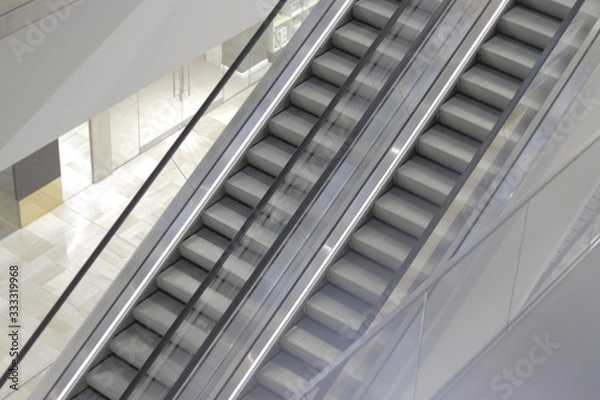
(305, 284), (371, 338)
(396, 156), (459, 206)
(257, 352), (317, 398)
(133, 291), (212, 353)
(110, 323), (188, 387)
(500, 6), (561, 49)
(157, 259), (233, 320)
(226, 166), (301, 219)
(418, 125), (480, 173)
(202, 195), (277, 252)
(247, 136), (321, 186)
(269, 106), (346, 154)
(480, 35), (540, 80)
(179, 228), (254, 286)
(352, 219), (416, 271)
(281, 317), (349, 370)
(329, 251), (393, 304)
(374, 186), (437, 238)
(86, 356), (166, 400)
(460, 64), (521, 110)
(439, 94), (501, 142)
(333, 20), (410, 67)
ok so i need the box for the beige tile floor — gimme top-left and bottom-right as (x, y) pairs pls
(0, 88), (251, 399)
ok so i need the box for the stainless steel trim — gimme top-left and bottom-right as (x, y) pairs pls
(34, 1), (341, 398)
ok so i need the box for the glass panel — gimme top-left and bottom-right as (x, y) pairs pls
(223, 25), (255, 100)
(292, 295), (426, 400)
(182, 52), (225, 119)
(290, 118), (600, 400)
(137, 72), (184, 149)
(58, 121), (92, 200)
(110, 92), (141, 170)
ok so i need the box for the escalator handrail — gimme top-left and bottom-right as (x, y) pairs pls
(291, 2), (590, 396)
(0, 0), (289, 390)
(165, 0), (456, 398)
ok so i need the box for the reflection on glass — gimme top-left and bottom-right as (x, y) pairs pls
(58, 121), (92, 200)
(110, 92), (140, 169)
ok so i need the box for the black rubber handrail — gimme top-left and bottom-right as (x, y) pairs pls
(0, 0), (289, 391)
(295, 2), (586, 397)
(165, 0), (454, 398)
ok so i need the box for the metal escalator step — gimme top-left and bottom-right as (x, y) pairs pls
(499, 6), (561, 50)
(521, 0), (575, 20)
(110, 323), (188, 387)
(418, 125), (480, 173)
(333, 20), (409, 68)
(374, 186), (437, 238)
(312, 49), (358, 88)
(179, 229), (254, 286)
(305, 284), (371, 338)
(354, 0), (429, 41)
(329, 251), (393, 304)
(354, 0), (397, 29)
(352, 219), (416, 272)
(282, 317), (348, 370)
(243, 386), (282, 400)
(291, 77), (368, 129)
(396, 156), (459, 206)
(269, 106), (346, 154)
(290, 77), (338, 117)
(225, 166), (302, 220)
(312, 49), (389, 99)
(86, 356), (166, 400)
(460, 64), (521, 110)
(480, 35), (540, 80)
(133, 291), (211, 353)
(439, 94), (501, 142)
(256, 352), (316, 398)
(247, 136), (321, 186)
(157, 259), (233, 320)
(202, 196), (277, 253)
(72, 388), (106, 399)
(419, 0), (443, 13)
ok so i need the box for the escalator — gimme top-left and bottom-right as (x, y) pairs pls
(242, 1), (578, 398)
(75, 0), (445, 398)
(23, 0), (585, 398)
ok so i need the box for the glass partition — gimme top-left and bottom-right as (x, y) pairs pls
(294, 133), (600, 400)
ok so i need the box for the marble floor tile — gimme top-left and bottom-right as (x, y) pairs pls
(0, 71), (252, 398)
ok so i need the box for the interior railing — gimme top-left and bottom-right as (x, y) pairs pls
(123, 0), (457, 398)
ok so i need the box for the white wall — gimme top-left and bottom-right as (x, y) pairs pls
(439, 238), (600, 400)
(0, 0), (277, 172)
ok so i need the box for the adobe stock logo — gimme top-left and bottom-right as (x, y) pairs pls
(8, 0), (86, 64)
(481, 334), (560, 400)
